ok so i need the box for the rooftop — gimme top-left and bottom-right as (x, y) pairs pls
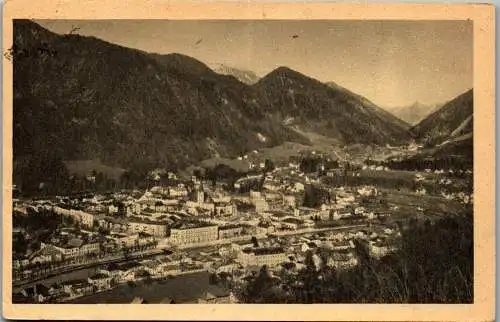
(219, 224), (244, 231)
(103, 216), (128, 225)
(48, 236), (97, 249)
(115, 261), (142, 271)
(128, 216), (167, 225)
(60, 279), (90, 286)
(89, 273), (110, 280)
(269, 212), (289, 218)
(243, 247), (285, 256)
(214, 201), (233, 207)
(282, 218), (304, 224)
(172, 221), (217, 230)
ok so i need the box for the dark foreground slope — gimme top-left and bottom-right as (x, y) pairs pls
(13, 20), (307, 172)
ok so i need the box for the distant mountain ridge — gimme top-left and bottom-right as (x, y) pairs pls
(386, 101), (443, 125)
(210, 63), (261, 85)
(14, 19), (414, 176)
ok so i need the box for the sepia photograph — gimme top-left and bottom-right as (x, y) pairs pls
(2, 2), (495, 321)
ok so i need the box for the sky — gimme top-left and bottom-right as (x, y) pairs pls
(36, 19), (473, 107)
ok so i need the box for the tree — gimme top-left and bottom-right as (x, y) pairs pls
(209, 273), (219, 285)
(299, 156), (321, 173)
(144, 274), (153, 286)
(263, 159), (275, 172)
(303, 185), (329, 208)
(127, 280), (136, 289)
(251, 236), (259, 248)
(243, 265), (278, 303)
(16, 151), (70, 195)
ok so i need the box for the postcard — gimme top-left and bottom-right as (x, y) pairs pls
(2, 1), (495, 321)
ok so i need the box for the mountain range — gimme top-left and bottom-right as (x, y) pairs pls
(12, 20), (472, 178)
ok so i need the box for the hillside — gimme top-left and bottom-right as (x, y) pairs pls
(13, 20), (307, 174)
(253, 68), (412, 145)
(326, 81), (411, 131)
(411, 89), (473, 146)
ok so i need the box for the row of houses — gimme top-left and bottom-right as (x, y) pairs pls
(53, 206), (95, 228)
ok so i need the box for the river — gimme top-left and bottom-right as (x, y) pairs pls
(67, 271), (221, 303)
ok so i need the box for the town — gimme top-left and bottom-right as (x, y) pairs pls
(12, 146), (473, 304)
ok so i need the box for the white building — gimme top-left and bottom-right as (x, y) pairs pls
(169, 224), (219, 245)
(237, 247), (288, 267)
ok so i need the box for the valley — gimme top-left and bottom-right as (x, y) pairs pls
(11, 19), (474, 305)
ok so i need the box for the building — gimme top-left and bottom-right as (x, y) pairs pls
(53, 206), (94, 228)
(357, 186), (377, 196)
(196, 289), (236, 304)
(159, 262), (182, 276)
(185, 201), (215, 215)
(98, 217), (128, 232)
(169, 185), (188, 198)
(214, 202), (237, 217)
(108, 204), (119, 215)
(111, 261), (144, 281)
(294, 182), (305, 192)
(19, 284), (52, 303)
(237, 247), (287, 267)
(327, 250), (359, 270)
(139, 259), (164, 277)
(283, 195), (297, 208)
(267, 211), (289, 222)
(253, 198), (269, 213)
(61, 279), (94, 297)
(13, 257), (29, 270)
(169, 223), (218, 245)
(281, 218), (304, 230)
(126, 203), (142, 216)
(40, 239), (100, 260)
(128, 218), (167, 237)
(107, 233), (155, 249)
(369, 241), (393, 258)
(88, 272), (113, 291)
(249, 190), (262, 200)
(218, 225), (244, 239)
(195, 190), (205, 204)
(28, 246), (63, 264)
(150, 186), (170, 195)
